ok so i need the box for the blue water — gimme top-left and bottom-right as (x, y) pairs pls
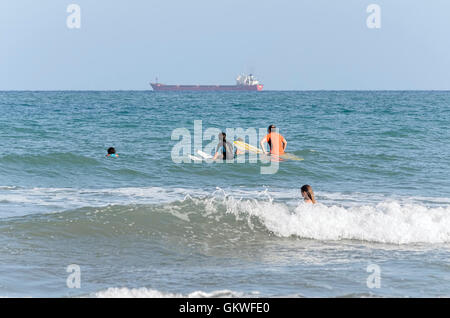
(0, 91), (449, 297)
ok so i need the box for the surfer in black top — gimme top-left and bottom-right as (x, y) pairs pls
(213, 132), (235, 160)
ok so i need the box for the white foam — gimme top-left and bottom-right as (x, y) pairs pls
(93, 287), (245, 298)
(226, 199), (450, 244)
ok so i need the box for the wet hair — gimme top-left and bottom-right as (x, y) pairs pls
(219, 132), (227, 158)
(107, 147), (116, 155)
(219, 132), (226, 142)
(301, 184), (316, 204)
(268, 125), (276, 133)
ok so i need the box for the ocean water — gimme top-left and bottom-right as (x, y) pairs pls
(0, 91), (449, 297)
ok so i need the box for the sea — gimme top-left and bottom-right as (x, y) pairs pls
(0, 91), (449, 297)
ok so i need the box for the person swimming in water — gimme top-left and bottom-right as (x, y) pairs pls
(260, 125), (287, 156)
(212, 132), (235, 160)
(106, 147), (119, 158)
(301, 184), (316, 204)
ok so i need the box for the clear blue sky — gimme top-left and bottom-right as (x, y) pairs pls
(1, 0), (450, 90)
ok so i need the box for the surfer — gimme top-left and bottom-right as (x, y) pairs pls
(260, 125), (287, 155)
(301, 185), (316, 204)
(212, 132), (235, 160)
(106, 147), (119, 158)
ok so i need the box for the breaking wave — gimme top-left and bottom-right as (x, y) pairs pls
(1, 190), (449, 245)
(92, 287), (247, 298)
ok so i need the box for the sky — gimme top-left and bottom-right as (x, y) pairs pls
(1, 0), (450, 90)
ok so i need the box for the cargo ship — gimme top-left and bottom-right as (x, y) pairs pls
(150, 74), (263, 91)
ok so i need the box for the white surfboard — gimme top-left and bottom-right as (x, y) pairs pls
(197, 150), (213, 160)
(189, 154), (203, 162)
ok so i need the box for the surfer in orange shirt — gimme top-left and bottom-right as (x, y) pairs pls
(260, 124), (287, 156)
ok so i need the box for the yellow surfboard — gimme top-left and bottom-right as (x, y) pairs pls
(234, 140), (263, 154)
(278, 153), (303, 161)
(234, 140), (303, 161)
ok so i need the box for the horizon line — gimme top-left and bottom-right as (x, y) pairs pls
(1, 89), (450, 92)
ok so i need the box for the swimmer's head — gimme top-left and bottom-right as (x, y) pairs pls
(268, 125), (276, 133)
(301, 184), (316, 204)
(219, 132), (226, 142)
(107, 147), (116, 155)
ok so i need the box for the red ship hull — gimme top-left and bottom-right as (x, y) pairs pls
(150, 83), (263, 91)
